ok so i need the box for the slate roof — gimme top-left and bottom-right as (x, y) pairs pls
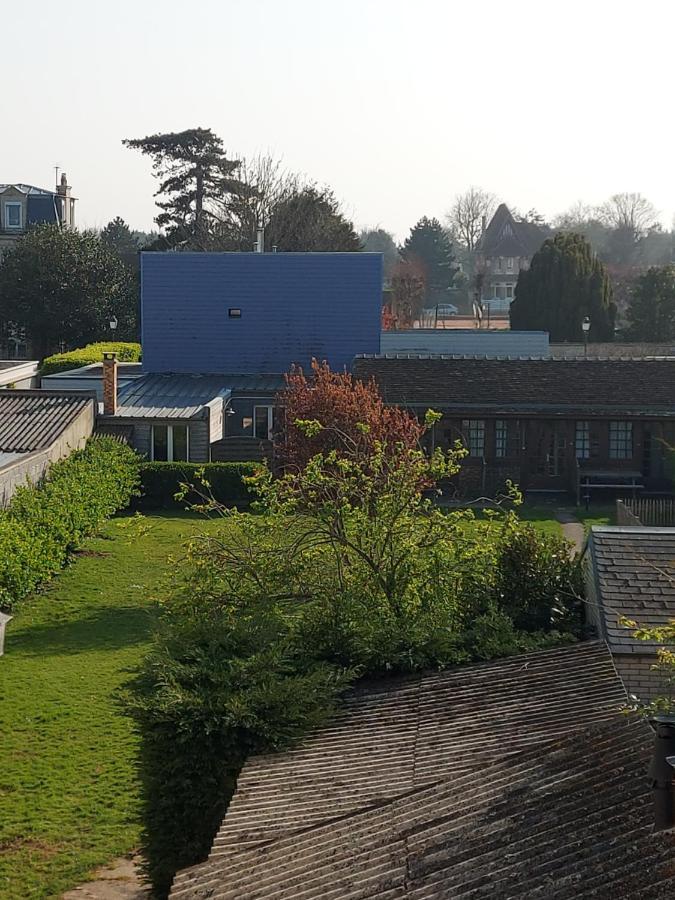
(476, 204), (550, 259)
(353, 356), (675, 415)
(173, 716), (675, 900)
(0, 390), (93, 452)
(114, 373), (285, 419)
(172, 641), (633, 898)
(586, 526), (675, 654)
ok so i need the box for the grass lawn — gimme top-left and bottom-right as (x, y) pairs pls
(0, 511), (218, 900)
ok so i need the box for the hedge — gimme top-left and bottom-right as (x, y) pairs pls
(40, 342), (142, 376)
(138, 462), (260, 509)
(0, 437), (140, 611)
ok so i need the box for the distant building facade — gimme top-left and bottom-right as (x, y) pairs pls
(475, 204), (549, 313)
(0, 173), (76, 259)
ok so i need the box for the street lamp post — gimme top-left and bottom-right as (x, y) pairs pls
(582, 316), (591, 358)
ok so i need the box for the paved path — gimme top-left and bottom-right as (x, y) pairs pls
(62, 857), (148, 900)
(554, 509), (586, 557)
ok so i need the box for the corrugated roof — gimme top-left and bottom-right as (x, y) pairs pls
(172, 642), (627, 897)
(172, 716), (675, 899)
(587, 526), (675, 654)
(0, 391), (93, 452)
(115, 373), (285, 419)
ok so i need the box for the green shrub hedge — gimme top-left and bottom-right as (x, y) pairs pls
(138, 462), (260, 509)
(0, 437), (140, 611)
(40, 342), (142, 376)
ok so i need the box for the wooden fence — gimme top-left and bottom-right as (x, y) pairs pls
(616, 497), (675, 527)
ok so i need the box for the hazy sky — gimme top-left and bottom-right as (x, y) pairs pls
(4, 0), (674, 240)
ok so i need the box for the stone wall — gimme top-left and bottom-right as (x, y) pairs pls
(0, 400), (95, 507)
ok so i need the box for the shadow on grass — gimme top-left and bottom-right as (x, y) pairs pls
(10, 605), (157, 657)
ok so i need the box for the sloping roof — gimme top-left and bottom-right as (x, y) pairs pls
(173, 716), (675, 900)
(0, 183), (55, 196)
(115, 374), (232, 419)
(587, 526), (675, 654)
(353, 356), (675, 415)
(476, 204), (550, 258)
(0, 390), (93, 452)
(172, 641), (629, 897)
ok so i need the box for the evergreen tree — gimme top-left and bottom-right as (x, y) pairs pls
(264, 186), (361, 252)
(510, 232), (616, 341)
(626, 266), (675, 341)
(400, 217), (458, 305)
(359, 228), (399, 280)
(0, 224), (137, 357)
(100, 216), (140, 269)
(123, 128), (246, 249)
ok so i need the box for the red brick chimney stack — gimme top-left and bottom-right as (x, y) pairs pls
(102, 352), (118, 416)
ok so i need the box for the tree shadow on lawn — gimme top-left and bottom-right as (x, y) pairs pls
(9, 605), (157, 658)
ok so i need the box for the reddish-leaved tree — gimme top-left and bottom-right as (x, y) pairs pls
(275, 359), (425, 471)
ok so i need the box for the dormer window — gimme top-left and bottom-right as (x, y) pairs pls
(4, 202), (22, 229)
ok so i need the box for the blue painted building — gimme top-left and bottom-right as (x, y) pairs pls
(141, 252), (382, 374)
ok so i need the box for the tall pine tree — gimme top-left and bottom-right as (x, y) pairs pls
(510, 232), (616, 341)
(123, 128), (246, 249)
(400, 217), (458, 306)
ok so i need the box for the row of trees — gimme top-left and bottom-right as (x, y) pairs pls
(510, 231), (675, 343)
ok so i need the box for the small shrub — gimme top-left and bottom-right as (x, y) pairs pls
(40, 342), (142, 375)
(0, 437), (140, 611)
(493, 521), (583, 633)
(138, 462), (259, 509)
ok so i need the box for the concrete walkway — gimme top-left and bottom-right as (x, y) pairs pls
(554, 509), (586, 557)
(62, 857), (148, 900)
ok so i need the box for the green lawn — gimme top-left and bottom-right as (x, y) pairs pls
(0, 512), (217, 900)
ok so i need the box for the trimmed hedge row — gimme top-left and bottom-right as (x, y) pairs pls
(41, 342), (142, 376)
(138, 462), (260, 509)
(0, 437), (140, 611)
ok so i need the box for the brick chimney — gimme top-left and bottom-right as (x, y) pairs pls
(102, 352), (118, 416)
(649, 715), (675, 832)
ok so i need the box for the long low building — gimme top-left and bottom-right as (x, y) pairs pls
(354, 355), (675, 500)
(0, 390), (96, 506)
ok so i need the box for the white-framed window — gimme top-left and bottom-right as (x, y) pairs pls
(495, 420), (508, 458)
(506, 257), (514, 272)
(151, 423), (189, 461)
(461, 419), (485, 457)
(4, 202), (22, 229)
(495, 257), (503, 273)
(253, 405), (274, 440)
(575, 421), (590, 459)
(609, 421), (632, 460)
(505, 284), (514, 299)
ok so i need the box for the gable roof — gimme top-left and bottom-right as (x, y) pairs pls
(353, 356), (675, 415)
(586, 526), (675, 654)
(172, 641), (630, 897)
(0, 390), (94, 452)
(172, 716), (675, 899)
(476, 204), (550, 259)
(0, 183), (56, 196)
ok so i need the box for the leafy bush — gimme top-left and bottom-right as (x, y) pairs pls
(493, 521), (583, 633)
(0, 437), (140, 611)
(40, 342), (142, 375)
(138, 462), (259, 509)
(129, 393), (584, 894)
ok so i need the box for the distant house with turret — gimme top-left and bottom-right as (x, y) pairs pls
(0, 173), (76, 259)
(475, 204), (549, 313)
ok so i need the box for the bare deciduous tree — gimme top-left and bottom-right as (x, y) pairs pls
(446, 187), (498, 251)
(597, 193), (660, 240)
